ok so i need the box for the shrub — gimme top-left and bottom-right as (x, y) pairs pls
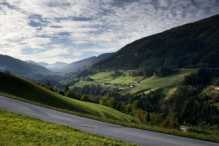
(65, 90), (76, 99)
(187, 127), (211, 135)
(81, 95), (88, 101)
(143, 113), (150, 123)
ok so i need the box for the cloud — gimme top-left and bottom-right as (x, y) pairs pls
(82, 47), (116, 53)
(1, 0), (219, 64)
(23, 37), (51, 49)
(72, 52), (82, 56)
(39, 48), (69, 57)
(158, 0), (169, 7)
(19, 46), (74, 64)
(194, 0), (216, 8)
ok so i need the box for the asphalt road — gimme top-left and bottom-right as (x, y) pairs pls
(0, 95), (219, 146)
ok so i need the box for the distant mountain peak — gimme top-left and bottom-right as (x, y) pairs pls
(0, 54), (53, 76)
(60, 53), (114, 73)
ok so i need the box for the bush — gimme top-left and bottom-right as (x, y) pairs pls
(187, 127), (211, 135)
(143, 113), (150, 123)
(81, 95), (88, 101)
(150, 113), (166, 125)
(154, 67), (176, 77)
(160, 118), (180, 129)
(65, 90), (76, 99)
(58, 90), (65, 96)
(131, 100), (143, 115)
(125, 104), (132, 114)
(99, 97), (109, 105)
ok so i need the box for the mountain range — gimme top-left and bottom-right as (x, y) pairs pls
(0, 53), (114, 77)
(60, 53), (114, 73)
(93, 14), (219, 70)
(25, 60), (68, 71)
(0, 55), (52, 76)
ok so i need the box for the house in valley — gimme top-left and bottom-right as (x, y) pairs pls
(215, 86), (219, 90)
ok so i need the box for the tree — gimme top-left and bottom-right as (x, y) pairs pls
(81, 95), (88, 101)
(45, 80), (54, 91)
(100, 97), (109, 105)
(46, 80), (51, 86)
(65, 90), (76, 99)
(125, 104), (132, 114)
(107, 98), (117, 109)
(58, 90), (65, 96)
(65, 86), (69, 92)
(143, 113), (150, 123)
(131, 100), (143, 115)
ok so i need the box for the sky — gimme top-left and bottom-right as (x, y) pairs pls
(0, 0), (219, 64)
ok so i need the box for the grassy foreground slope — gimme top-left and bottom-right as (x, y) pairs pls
(0, 72), (141, 123)
(0, 110), (136, 146)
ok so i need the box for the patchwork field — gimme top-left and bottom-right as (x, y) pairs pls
(71, 81), (93, 88)
(73, 70), (196, 95)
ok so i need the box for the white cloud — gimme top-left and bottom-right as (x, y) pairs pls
(82, 47), (117, 53)
(0, 5), (36, 44)
(0, 0), (219, 64)
(23, 37), (51, 49)
(39, 47), (69, 57)
(72, 52), (82, 56)
(158, 0), (169, 7)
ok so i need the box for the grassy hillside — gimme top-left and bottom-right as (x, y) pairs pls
(73, 81), (93, 87)
(74, 70), (195, 95)
(135, 70), (195, 95)
(0, 110), (136, 146)
(93, 14), (219, 70)
(0, 72), (141, 123)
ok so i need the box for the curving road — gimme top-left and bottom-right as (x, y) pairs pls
(0, 95), (218, 146)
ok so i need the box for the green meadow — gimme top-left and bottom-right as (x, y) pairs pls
(71, 81), (93, 88)
(84, 70), (196, 95)
(0, 110), (136, 146)
(0, 72), (141, 124)
(136, 70), (194, 94)
(90, 71), (114, 81)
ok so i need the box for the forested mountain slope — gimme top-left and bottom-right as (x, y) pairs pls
(93, 14), (219, 70)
